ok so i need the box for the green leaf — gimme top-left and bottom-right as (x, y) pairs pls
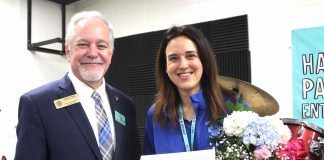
(239, 93), (243, 104)
(225, 94), (251, 111)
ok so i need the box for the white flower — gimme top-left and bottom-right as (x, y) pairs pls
(223, 111), (259, 137)
(264, 116), (292, 144)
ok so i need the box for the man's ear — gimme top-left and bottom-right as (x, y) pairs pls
(65, 45), (70, 61)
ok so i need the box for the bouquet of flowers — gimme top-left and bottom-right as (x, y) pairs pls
(208, 95), (293, 159)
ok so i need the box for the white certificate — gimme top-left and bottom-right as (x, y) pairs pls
(140, 149), (214, 160)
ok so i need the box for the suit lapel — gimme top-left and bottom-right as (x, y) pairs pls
(105, 85), (124, 160)
(58, 75), (102, 160)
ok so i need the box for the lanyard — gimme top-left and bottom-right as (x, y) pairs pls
(178, 104), (196, 152)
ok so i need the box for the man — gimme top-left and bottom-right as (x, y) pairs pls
(15, 11), (141, 160)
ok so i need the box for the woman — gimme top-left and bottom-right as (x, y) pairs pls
(143, 25), (247, 154)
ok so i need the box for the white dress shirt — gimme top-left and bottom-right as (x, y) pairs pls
(68, 71), (116, 150)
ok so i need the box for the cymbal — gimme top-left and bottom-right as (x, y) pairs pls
(219, 75), (279, 116)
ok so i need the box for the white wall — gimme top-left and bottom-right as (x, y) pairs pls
(1, 0), (324, 158)
(0, 0), (70, 159)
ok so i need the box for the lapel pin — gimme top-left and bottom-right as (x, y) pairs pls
(115, 111), (126, 126)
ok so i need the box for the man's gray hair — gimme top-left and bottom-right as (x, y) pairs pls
(65, 11), (114, 50)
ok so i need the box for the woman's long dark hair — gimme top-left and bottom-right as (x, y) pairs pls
(153, 25), (234, 125)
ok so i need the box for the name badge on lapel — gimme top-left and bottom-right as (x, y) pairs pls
(115, 111), (126, 126)
(54, 94), (80, 109)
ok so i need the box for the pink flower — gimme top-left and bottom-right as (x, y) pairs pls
(275, 139), (308, 160)
(253, 147), (271, 160)
(278, 136), (290, 145)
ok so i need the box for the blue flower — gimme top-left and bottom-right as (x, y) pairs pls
(208, 122), (223, 137)
(207, 122), (223, 148)
(242, 117), (280, 152)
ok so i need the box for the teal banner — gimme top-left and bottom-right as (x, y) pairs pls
(292, 26), (324, 129)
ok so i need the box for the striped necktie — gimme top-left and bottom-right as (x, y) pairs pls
(91, 91), (113, 160)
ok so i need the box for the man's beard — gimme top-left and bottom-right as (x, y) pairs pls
(79, 67), (105, 82)
(79, 57), (105, 82)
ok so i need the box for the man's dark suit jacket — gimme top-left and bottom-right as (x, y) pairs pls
(15, 74), (141, 160)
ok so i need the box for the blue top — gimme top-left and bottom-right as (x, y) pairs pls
(143, 89), (246, 155)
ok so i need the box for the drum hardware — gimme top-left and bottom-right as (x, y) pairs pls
(309, 137), (324, 159)
(298, 122), (305, 137)
(321, 138), (324, 159)
(282, 118), (324, 159)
